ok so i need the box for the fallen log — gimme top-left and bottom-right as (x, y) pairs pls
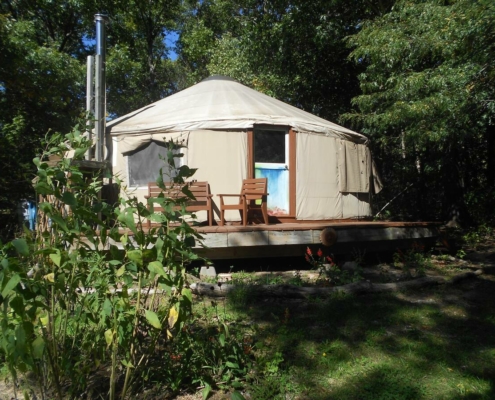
(189, 270), (483, 299)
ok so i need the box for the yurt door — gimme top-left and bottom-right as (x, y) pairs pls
(254, 129), (289, 216)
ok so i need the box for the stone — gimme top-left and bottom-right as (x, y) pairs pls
(217, 273), (232, 282)
(199, 265), (217, 279)
(342, 261), (358, 273)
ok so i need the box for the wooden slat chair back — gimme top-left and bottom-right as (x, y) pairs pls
(145, 181), (213, 228)
(218, 178), (269, 226)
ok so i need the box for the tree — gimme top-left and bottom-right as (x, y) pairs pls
(0, 0), (182, 240)
(345, 0), (495, 224)
(177, 0), (394, 121)
(104, 0), (182, 116)
(0, 6), (86, 240)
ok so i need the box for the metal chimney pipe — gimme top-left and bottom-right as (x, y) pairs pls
(94, 14), (108, 162)
(85, 55), (94, 160)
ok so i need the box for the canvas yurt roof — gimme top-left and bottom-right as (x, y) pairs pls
(107, 75), (367, 144)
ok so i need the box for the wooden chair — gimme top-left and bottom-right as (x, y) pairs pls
(145, 181), (214, 228)
(218, 178), (269, 226)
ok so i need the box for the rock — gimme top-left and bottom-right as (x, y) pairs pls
(342, 261), (358, 273)
(199, 266), (217, 279)
(217, 273), (232, 282)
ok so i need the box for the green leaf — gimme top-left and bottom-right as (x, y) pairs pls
(202, 383), (211, 400)
(62, 191), (77, 206)
(117, 209), (138, 236)
(231, 391), (246, 400)
(102, 299), (112, 317)
(49, 251), (61, 267)
(222, 322), (230, 338)
(116, 265), (126, 277)
(2, 274), (21, 298)
(74, 147), (87, 159)
(10, 296), (24, 316)
(121, 359), (134, 368)
(148, 261), (166, 277)
(155, 237), (164, 262)
(40, 314), (49, 326)
(12, 239), (29, 256)
(35, 181), (53, 195)
(50, 215), (69, 232)
(145, 310), (162, 329)
(127, 250), (143, 266)
(32, 337), (45, 359)
(158, 281), (173, 294)
(218, 333), (225, 347)
(126, 263), (137, 273)
(120, 234), (128, 246)
(182, 288), (193, 305)
(226, 361), (239, 369)
(104, 329), (113, 348)
(59, 298), (67, 310)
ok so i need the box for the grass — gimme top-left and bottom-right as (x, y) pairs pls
(3, 240), (494, 399)
(194, 270), (495, 399)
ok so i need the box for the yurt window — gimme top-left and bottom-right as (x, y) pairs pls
(254, 130), (287, 163)
(127, 141), (183, 187)
(254, 129), (290, 216)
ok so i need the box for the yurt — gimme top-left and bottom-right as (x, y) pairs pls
(106, 75), (382, 223)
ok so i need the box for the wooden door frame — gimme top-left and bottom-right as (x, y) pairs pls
(247, 128), (297, 219)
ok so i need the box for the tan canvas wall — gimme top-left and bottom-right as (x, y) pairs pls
(188, 130), (248, 222)
(296, 134), (342, 219)
(113, 130), (247, 224)
(338, 141), (371, 193)
(342, 193), (372, 218)
(112, 129), (372, 223)
(296, 133), (372, 220)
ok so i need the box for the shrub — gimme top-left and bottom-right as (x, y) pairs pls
(393, 242), (432, 277)
(0, 128), (249, 399)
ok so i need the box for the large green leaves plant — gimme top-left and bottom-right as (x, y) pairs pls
(0, 127), (206, 399)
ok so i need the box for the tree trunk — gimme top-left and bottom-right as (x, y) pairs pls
(444, 142), (468, 227)
(486, 124), (495, 188)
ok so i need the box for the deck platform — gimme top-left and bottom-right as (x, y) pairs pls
(191, 221), (440, 259)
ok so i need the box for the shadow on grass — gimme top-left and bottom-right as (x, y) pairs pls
(225, 275), (495, 399)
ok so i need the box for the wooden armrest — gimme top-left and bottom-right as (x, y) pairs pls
(243, 191), (269, 196)
(217, 193), (243, 197)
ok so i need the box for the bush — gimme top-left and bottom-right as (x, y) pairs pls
(0, 128), (249, 399)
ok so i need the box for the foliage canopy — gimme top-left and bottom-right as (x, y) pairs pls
(344, 0), (495, 223)
(1, 0), (494, 237)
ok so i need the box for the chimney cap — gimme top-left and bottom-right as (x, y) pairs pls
(94, 14), (108, 22)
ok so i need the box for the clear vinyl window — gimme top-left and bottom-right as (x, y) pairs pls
(127, 141), (183, 187)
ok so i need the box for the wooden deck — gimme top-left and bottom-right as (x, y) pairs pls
(190, 221), (440, 259)
(96, 220), (439, 260)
